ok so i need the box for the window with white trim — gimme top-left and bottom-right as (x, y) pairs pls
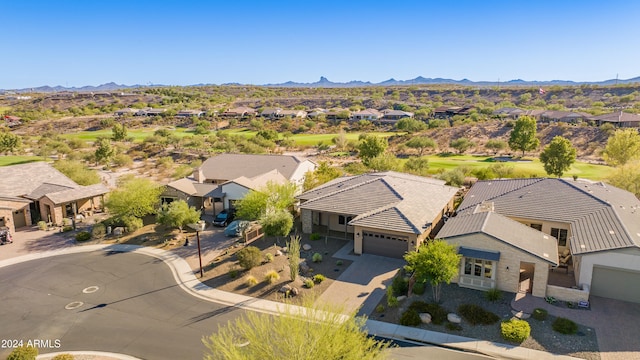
(551, 228), (568, 247)
(464, 258), (494, 279)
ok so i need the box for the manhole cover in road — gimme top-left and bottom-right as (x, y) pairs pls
(83, 286), (99, 294)
(65, 301), (84, 310)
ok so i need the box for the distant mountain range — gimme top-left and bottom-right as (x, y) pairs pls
(3, 76), (640, 93)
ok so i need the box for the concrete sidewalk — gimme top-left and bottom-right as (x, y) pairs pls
(0, 244), (582, 360)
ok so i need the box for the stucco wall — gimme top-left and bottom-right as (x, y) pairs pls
(220, 183), (250, 209)
(578, 248), (640, 288)
(289, 160), (317, 191)
(444, 233), (551, 297)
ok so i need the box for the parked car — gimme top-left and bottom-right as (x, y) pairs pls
(224, 220), (251, 237)
(0, 227), (12, 245)
(212, 209), (235, 227)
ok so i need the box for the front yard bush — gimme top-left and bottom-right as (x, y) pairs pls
(312, 274), (326, 283)
(52, 354), (75, 360)
(386, 286), (399, 307)
(122, 215), (142, 232)
(408, 301), (448, 325)
(532, 308), (548, 321)
(310, 233), (321, 241)
(6, 345), (38, 360)
(485, 288), (503, 302)
(91, 222), (106, 239)
(236, 246), (262, 270)
(400, 308), (421, 326)
(37, 220), (47, 231)
(412, 281), (425, 295)
(391, 275), (409, 297)
(264, 253), (274, 263)
(304, 278), (315, 288)
(75, 231), (91, 242)
(458, 304), (500, 325)
(552, 317), (578, 334)
(245, 275), (258, 287)
(501, 319), (531, 343)
(312, 252), (323, 262)
(264, 270), (280, 284)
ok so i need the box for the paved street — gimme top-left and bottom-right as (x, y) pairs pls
(0, 251), (244, 360)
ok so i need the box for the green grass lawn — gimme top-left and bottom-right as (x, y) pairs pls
(61, 127), (195, 142)
(0, 155), (43, 166)
(419, 154), (613, 181)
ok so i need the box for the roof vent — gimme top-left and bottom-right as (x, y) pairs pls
(543, 235), (549, 239)
(609, 230), (615, 235)
(543, 252), (549, 258)
(474, 202), (494, 213)
(580, 244), (586, 249)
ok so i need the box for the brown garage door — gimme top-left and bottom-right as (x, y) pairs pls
(591, 266), (640, 303)
(362, 231), (408, 259)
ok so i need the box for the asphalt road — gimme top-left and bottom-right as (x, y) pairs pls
(0, 251), (244, 360)
(0, 251), (491, 360)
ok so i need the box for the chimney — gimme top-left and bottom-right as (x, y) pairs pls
(194, 167), (204, 183)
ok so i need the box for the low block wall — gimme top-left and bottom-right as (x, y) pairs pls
(546, 284), (589, 303)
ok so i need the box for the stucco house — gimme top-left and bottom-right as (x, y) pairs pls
(298, 171), (459, 258)
(351, 109), (383, 121)
(592, 111), (640, 128)
(0, 162), (108, 234)
(162, 154), (316, 214)
(438, 178), (640, 303)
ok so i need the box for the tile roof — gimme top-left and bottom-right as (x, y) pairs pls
(44, 183), (109, 205)
(298, 171), (458, 234)
(456, 178), (640, 255)
(166, 178), (218, 197)
(438, 211), (558, 265)
(197, 154), (311, 182)
(25, 183), (75, 200)
(0, 162), (78, 197)
(592, 111), (640, 123)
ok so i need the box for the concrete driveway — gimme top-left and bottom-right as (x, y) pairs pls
(316, 241), (405, 315)
(0, 227), (76, 262)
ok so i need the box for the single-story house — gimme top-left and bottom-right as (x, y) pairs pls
(539, 110), (591, 124)
(381, 110), (414, 122)
(162, 154), (316, 214)
(114, 108), (138, 116)
(0, 162), (109, 234)
(279, 110), (307, 118)
(298, 171), (459, 258)
(592, 111), (640, 128)
(176, 109), (206, 117)
(260, 108), (282, 119)
(438, 178), (640, 303)
(351, 109), (383, 121)
(220, 106), (257, 118)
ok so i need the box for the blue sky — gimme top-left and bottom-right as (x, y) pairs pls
(2, 0), (640, 88)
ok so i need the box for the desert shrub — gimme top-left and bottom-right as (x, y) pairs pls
(62, 226), (74, 232)
(391, 276), (409, 297)
(485, 288), (503, 302)
(446, 322), (463, 331)
(412, 281), (425, 295)
(458, 304), (500, 325)
(532, 308), (548, 321)
(37, 220), (47, 230)
(264, 270), (280, 284)
(313, 274), (326, 283)
(236, 246), (262, 270)
(63, 218), (72, 226)
(264, 253), (274, 263)
(399, 308), (421, 326)
(245, 275), (258, 287)
(336, 260), (343, 266)
(228, 266), (239, 279)
(91, 223), (106, 239)
(52, 354), (75, 360)
(501, 319), (531, 343)
(122, 215), (143, 232)
(6, 345), (38, 360)
(408, 301), (448, 325)
(304, 278), (315, 288)
(310, 233), (321, 241)
(386, 286), (399, 307)
(312, 252), (322, 263)
(552, 317), (578, 334)
(75, 231), (91, 242)
(375, 305), (385, 313)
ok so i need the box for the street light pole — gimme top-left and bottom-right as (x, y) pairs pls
(196, 229), (203, 278)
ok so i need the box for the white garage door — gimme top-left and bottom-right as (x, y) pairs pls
(362, 231), (408, 259)
(591, 266), (640, 303)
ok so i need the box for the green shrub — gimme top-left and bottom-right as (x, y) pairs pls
(62, 226), (74, 232)
(37, 220), (47, 231)
(552, 317), (578, 334)
(228, 267), (239, 279)
(52, 354), (75, 360)
(501, 319), (531, 343)
(245, 275), (258, 287)
(122, 215), (142, 232)
(446, 322), (463, 331)
(375, 304), (385, 313)
(236, 246), (262, 270)
(6, 345), (38, 360)
(91, 222), (106, 239)
(532, 308), (548, 321)
(336, 260), (343, 266)
(391, 276), (409, 297)
(63, 218), (72, 226)
(313, 274), (326, 283)
(485, 288), (503, 302)
(312, 252), (322, 263)
(75, 231), (91, 242)
(310, 233), (321, 241)
(458, 304), (500, 325)
(386, 286), (399, 307)
(264, 253), (274, 263)
(304, 278), (315, 288)
(399, 308), (421, 326)
(408, 301), (448, 325)
(412, 281), (425, 295)
(264, 270), (280, 284)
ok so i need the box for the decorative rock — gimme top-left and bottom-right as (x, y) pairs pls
(396, 295), (407, 302)
(290, 287), (299, 296)
(299, 261), (310, 273)
(279, 284), (292, 293)
(302, 244), (312, 251)
(275, 250), (283, 256)
(113, 227), (124, 236)
(447, 313), (461, 324)
(419, 313), (432, 324)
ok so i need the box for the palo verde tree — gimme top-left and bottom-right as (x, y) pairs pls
(450, 138), (474, 154)
(485, 139), (507, 155)
(404, 136), (436, 156)
(94, 137), (115, 165)
(356, 134), (387, 166)
(404, 239), (460, 303)
(303, 161), (342, 191)
(112, 122), (128, 141)
(235, 181), (297, 221)
(0, 130), (21, 154)
(156, 199), (201, 232)
(508, 116), (540, 156)
(603, 128), (640, 166)
(607, 161), (640, 198)
(539, 136), (577, 178)
(105, 177), (164, 223)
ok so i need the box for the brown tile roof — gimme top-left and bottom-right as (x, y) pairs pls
(0, 162), (78, 198)
(44, 183), (109, 205)
(197, 154), (310, 182)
